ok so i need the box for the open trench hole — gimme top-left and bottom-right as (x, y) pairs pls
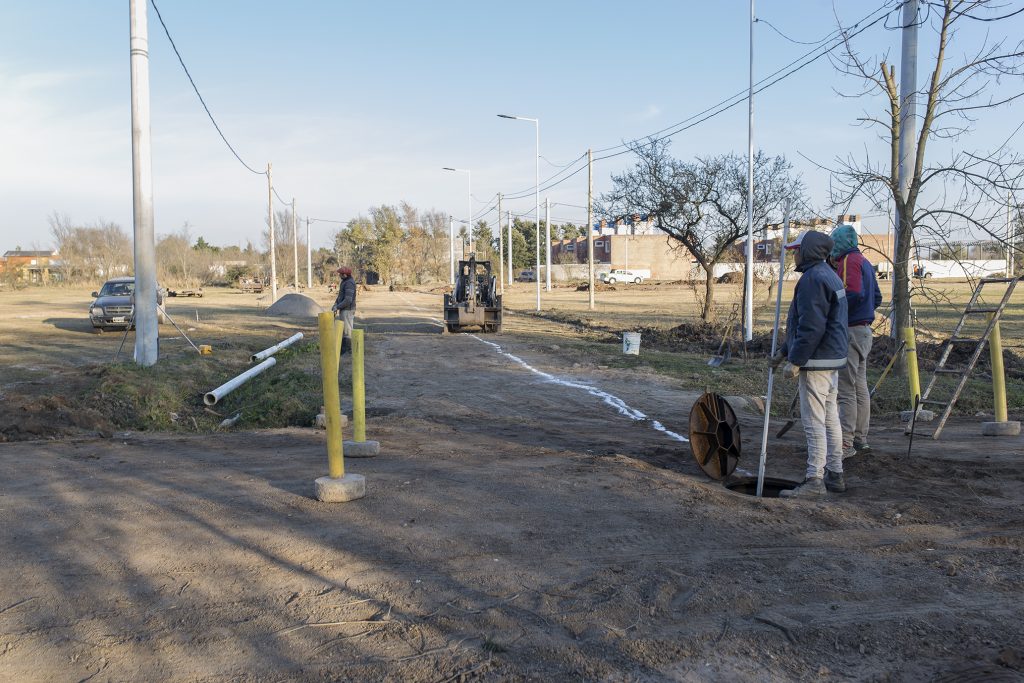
(724, 476), (801, 498)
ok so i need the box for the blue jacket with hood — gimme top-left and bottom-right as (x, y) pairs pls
(781, 231), (849, 370)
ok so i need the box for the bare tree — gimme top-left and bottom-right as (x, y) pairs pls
(601, 140), (802, 321)
(828, 0), (1024, 330)
(48, 212), (79, 284)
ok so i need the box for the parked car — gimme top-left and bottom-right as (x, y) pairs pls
(599, 268), (650, 284)
(89, 277), (166, 330)
(516, 269), (536, 282)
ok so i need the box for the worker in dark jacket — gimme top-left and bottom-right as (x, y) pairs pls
(831, 225), (883, 458)
(331, 266), (356, 355)
(770, 230), (849, 499)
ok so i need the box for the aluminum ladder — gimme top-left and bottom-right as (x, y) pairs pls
(918, 276), (1019, 439)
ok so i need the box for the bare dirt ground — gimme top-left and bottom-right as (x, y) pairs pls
(1, 288), (1023, 681)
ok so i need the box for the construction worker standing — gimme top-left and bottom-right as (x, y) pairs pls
(830, 224), (883, 458)
(331, 266), (356, 355)
(770, 230), (849, 499)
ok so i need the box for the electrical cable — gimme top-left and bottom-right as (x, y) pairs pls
(149, 0), (266, 176)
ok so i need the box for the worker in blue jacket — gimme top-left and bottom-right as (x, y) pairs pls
(770, 230), (849, 499)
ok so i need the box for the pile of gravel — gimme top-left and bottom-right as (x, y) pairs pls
(264, 293), (325, 319)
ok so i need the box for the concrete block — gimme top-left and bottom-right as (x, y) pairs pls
(981, 421), (1021, 437)
(343, 440), (380, 458)
(314, 473), (366, 502)
(900, 409), (935, 423)
(315, 413), (348, 429)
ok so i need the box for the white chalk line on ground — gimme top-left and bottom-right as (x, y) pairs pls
(395, 292), (688, 443)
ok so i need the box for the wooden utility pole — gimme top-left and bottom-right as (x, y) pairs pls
(267, 162), (277, 303)
(587, 148), (595, 310)
(292, 198), (299, 290)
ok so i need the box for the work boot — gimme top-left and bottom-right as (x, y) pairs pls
(841, 442), (858, 460)
(779, 477), (827, 499)
(824, 469), (847, 493)
(340, 337), (352, 356)
(853, 441), (872, 454)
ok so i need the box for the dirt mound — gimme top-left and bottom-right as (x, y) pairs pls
(575, 283), (617, 292)
(871, 334), (1024, 379)
(716, 271), (743, 284)
(264, 293), (324, 318)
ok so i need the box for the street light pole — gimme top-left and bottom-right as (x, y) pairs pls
(545, 196), (551, 291)
(448, 215), (455, 285)
(744, 0), (755, 342)
(443, 166), (471, 270)
(292, 197), (299, 290)
(498, 114), (541, 311)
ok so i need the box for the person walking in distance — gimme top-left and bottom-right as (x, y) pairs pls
(770, 230), (850, 499)
(331, 266), (356, 355)
(830, 224), (883, 458)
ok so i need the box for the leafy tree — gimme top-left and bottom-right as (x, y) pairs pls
(472, 220), (492, 258)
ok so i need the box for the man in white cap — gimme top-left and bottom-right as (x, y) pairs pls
(770, 230), (849, 499)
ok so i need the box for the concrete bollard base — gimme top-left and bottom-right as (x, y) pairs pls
(314, 474), (366, 502)
(343, 440), (380, 458)
(315, 413), (348, 429)
(901, 409), (935, 423)
(981, 421), (1021, 436)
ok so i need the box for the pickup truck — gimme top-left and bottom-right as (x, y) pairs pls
(599, 268), (651, 284)
(89, 276), (166, 330)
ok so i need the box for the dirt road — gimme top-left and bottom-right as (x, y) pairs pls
(1, 290), (1022, 681)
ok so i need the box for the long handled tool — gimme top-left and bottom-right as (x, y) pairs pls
(708, 321), (735, 367)
(756, 200), (792, 498)
(870, 339), (906, 398)
(775, 393), (800, 438)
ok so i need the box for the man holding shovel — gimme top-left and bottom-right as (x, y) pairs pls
(770, 231), (849, 499)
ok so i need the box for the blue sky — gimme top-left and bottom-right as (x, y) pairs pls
(2, 1), (1022, 250)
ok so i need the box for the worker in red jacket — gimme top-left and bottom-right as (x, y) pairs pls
(830, 225), (883, 458)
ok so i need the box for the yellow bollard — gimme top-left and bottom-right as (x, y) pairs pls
(902, 327), (921, 407)
(318, 312), (345, 478)
(352, 328), (366, 442)
(989, 319), (1008, 423)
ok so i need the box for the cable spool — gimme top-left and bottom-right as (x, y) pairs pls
(688, 392), (742, 480)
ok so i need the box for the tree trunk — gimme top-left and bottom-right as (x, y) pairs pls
(702, 267), (716, 322)
(892, 204), (914, 334)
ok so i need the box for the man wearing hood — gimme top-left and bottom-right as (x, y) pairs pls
(771, 230), (849, 499)
(331, 266), (357, 355)
(831, 225), (883, 457)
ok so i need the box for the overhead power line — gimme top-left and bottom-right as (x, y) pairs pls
(149, 0), (266, 176)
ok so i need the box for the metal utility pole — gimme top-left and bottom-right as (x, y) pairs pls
(267, 162), (277, 304)
(292, 198), (299, 290)
(449, 215), (455, 285)
(129, 0), (159, 366)
(587, 149), (595, 310)
(497, 193), (504, 293)
(507, 210), (513, 285)
(743, 0), (755, 342)
(305, 217), (312, 289)
(894, 0), (919, 331)
(544, 197), (551, 290)
(534, 121), (540, 311)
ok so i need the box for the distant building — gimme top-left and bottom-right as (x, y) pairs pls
(0, 249), (59, 283)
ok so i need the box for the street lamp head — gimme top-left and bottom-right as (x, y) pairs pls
(442, 167), (456, 171)
(497, 114), (517, 119)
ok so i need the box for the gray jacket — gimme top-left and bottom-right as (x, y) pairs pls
(333, 277), (356, 312)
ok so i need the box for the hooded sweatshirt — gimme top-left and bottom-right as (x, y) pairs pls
(781, 231), (849, 370)
(831, 224), (882, 327)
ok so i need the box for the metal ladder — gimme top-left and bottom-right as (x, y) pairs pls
(918, 277), (1019, 438)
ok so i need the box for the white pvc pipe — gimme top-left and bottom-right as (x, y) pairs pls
(204, 357), (277, 406)
(250, 332), (304, 363)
